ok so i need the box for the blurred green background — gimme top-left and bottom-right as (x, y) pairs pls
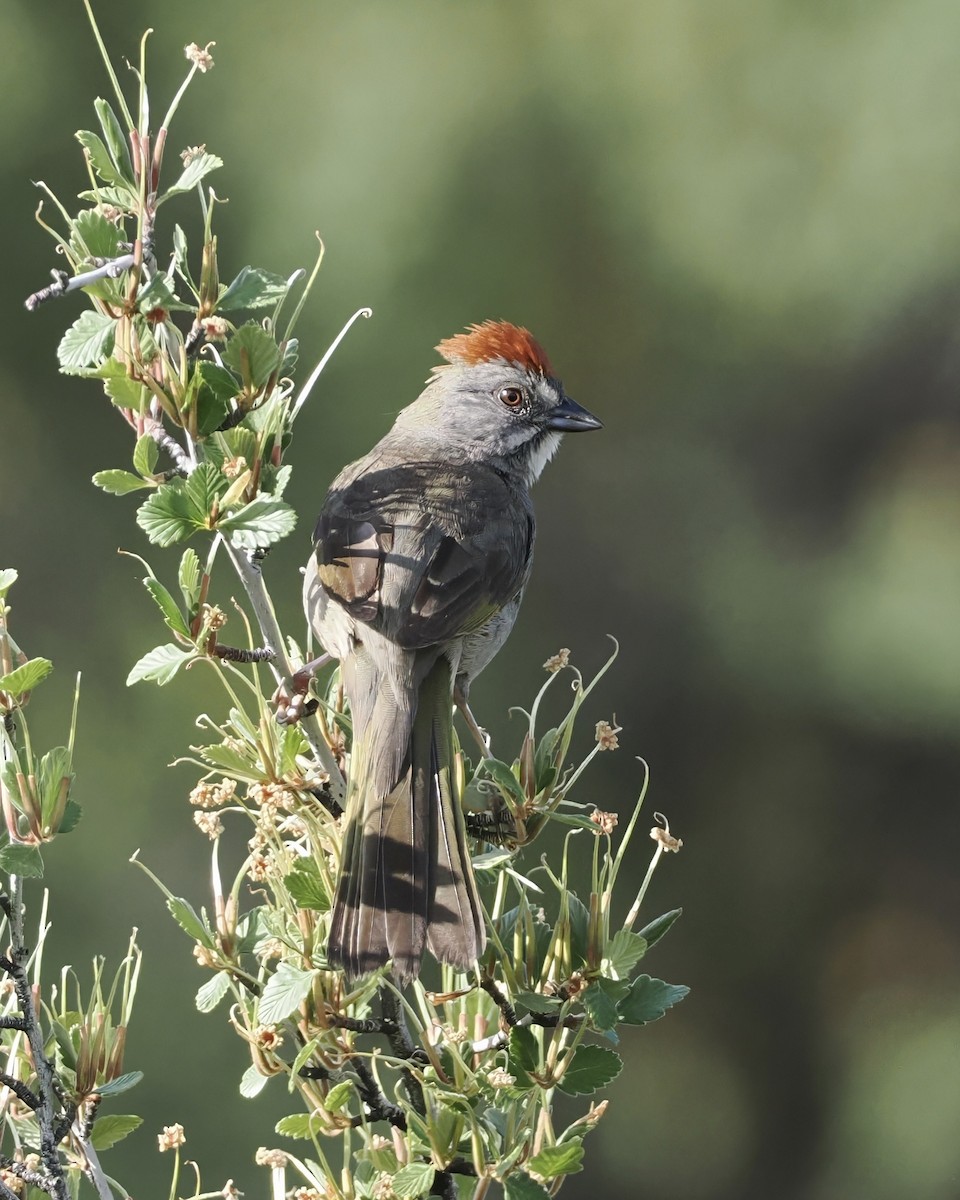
(3, 1), (960, 1196)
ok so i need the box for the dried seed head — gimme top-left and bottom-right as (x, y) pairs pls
(180, 143), (207, 164)
(157, 1124), (186, 1152)
(193, 943), (218, 969)
(650, 812), (682, 852)
(202, 316), (230, 342)
(590, 809), (619, 836)
(487, 1067), (516, 1089)
(222, 455), (248, 480)
(221, 1182), (241, 1199)
(202, 604), (228, 631)
(254, 1148), (287, 1169)
(543, 647), (570, 673)
(194, 810), (224, 840)
(184, 43), (216, 72)
(189, 778), (236, 809)
(372, 1176), (396, 1200)
(595, 719), (621, 751)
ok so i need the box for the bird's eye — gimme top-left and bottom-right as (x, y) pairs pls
(498, 386), (524, 408)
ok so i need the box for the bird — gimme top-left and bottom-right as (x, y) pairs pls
(303, 320), (601, 981)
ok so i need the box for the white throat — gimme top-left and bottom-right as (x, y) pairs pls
(525, 431), (563, 486)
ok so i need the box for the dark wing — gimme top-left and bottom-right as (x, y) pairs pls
(313, 460), (533, 649)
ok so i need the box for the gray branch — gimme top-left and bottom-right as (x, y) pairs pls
(24, 257), (136, 312)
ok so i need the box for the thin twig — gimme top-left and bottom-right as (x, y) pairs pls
(24, 257), (135, 311)
(224, 544), (344, 799)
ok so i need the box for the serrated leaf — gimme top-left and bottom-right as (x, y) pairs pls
(567, 893), (590, 965)
(525, 1142), (584, 1179)
(166, 895), (211, 943)
(218, 266), (290, 312)
(392, 1163), (435, 1198)
(636, 908), (683, 951)
(58, 799), (83, 835)
(603, 929), (648, 979)
(197, 360), (241, 402)
(90, 1113), (142, 1151)
(582, 980), (623, 1032)
(143, 578), (191, 638)
(275, 1114), (319, 1140)
(323, 1080), (353, 1114)
(103, 371), (146, 410)
(95, 1071), (143, 1097)
(163, 151), (224, 197)
(178, 548), (202, 611)
(77, 186), (135, 209)
(185, 462), (226, 521)
(0, 657), (53, 697)
(126, 643), (195, 686)
(70, 209), (122, 260)
(557, 1044), (622, 1096)
(94, 97), (134, 183)
(92, 470), (152, 496)
(507, 1026), (539, 1088)
(58, 311), (115, 372)
(220, 495), (297, 550)
(132, 434), (159, 478)
(135, 482), (202, 547)
(240, 1063), (269, 1098)
(195, 742), (252, 774)
(222, 323), (281, 390)
(75, 129), (129, 189)
(504, 1173), (551, 1200)
(258, 961), (317, 1026)
(0, 569), (17, 598)
(196, 971), (231, 1013)
(51, 1019), (78, 1070)
(0, 843), (44, 878)
(283, 859), (330, 912)
(618, 975), (690, 1026)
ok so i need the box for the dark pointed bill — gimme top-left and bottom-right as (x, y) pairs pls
(547, 395), (603, 432)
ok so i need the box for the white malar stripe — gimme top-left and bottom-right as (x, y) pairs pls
(525, 431), (563, 485)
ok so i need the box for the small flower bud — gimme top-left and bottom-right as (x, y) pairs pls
(254, 1025), (283, 1052)
(194, 810), (224, 840)
(202, 316), (230, 342)
(590, 809), (618, 836)
(184, 43), (215, 72)
(222, 456), (248, 480)
(193, 943), (218, 969)
(595, 719), (621, 751)
(254, 1148), (287, 1169)
(487, 1067), (516, 1089)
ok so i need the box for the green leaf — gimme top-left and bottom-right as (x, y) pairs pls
(172, 224), (196, 290)
(143, 578), (191, 638)
(197, 361), (241, 403)
(567, 893), (590, 965)
(222, 323), (281, 390)
(126, 643), (196, 686)
(178, 548), (202, 612)
(220, 495), (297, 550)
(618, 975), (690, 1026)
(515, 990), (562, 1016)
(90, 1113), (142, 1151)
(58, 311), (115, 373)
(507, 1026), (539, 1088)
(603, 929), (648, 979)
(95, 1071), (143, 1097)
(525, 1141), (584, 1179)
(136, 479), (210, 547)
(218, 266), (290, 312)
(637, 908), (683, 951)
(480, 756), (527, 809)
(77, 185), (135, 209)
(504, 1174), (551, 1200)
(186, 462), (227, 522)
(258, 961), (317, 1026)
(132, 434), (159, 478)
(58, 799), (83, 836)
(94, 97), (135, 183)
(163, 151), (224, 197)
(166, 896), (211, 944)
(196, 971), (231, 1013)
(392, 1163), (436, 1198)
(240, 1063), (269, 1098)
(103, 372), (145, 410)
(275, 1114), (321, 1140)
(0, 569), (17, 598)
(583, 979), (625, 1033)
(0, 843), (44, 878)
(283, 858), (330, 912)
(92, 469), (152, 496)
(137, 273), (178, 313)
(323, 1080), (353, 1114)
(557, 1044), (622, 1096)
(0, 658), (53, 697)
(70, 209), (122, 260)
(75, 129), (129, 189)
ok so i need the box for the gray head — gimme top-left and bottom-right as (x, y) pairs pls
(392, 321), (601, 485)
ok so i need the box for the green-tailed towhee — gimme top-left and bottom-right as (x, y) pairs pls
(304, 321), (601, 980)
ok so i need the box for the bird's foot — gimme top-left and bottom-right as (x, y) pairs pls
(273, 654), (331, 725)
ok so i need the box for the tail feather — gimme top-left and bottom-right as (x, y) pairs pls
(326, 650), (485, 981)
